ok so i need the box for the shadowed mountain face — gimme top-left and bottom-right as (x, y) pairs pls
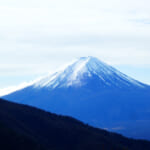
(3, 56), (150, 139)
(1, 98), (150, 150)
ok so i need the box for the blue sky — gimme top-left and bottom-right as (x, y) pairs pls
(0, 0), (150, 94)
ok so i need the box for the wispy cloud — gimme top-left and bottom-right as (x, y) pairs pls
(0, 82), (31, 96)
(0, 0), (150, 87)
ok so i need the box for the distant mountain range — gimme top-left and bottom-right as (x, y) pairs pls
(1, 98), (150, 150)
(2, 56), (150, 139)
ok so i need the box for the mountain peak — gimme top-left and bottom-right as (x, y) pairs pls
(72, 56), (109, 74)
(33, 56), (146, 89)
(78, 56), (98, 61)
(78, 56), (104, 66)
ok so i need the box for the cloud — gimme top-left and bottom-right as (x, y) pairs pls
(0, 82), (32, 96)
(0, 0), (150, 87)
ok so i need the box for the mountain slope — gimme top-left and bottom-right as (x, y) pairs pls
(3, 56), (150, 139)
(1, 98), (150, 150)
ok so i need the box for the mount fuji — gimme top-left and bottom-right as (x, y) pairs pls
(2, 56), (150, 139)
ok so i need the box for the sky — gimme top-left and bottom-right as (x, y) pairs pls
(0, 0), (150, 95)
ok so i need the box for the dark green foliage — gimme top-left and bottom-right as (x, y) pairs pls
(0, 98), (150, 150)
(0, 122), (45, 150)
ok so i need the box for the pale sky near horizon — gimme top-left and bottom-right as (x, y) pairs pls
(0, 0), (150, 94)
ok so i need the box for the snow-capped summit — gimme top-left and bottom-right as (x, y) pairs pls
(33, 56), (145, 89)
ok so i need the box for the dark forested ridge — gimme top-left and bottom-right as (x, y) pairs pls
(0, 98), (150, 150)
